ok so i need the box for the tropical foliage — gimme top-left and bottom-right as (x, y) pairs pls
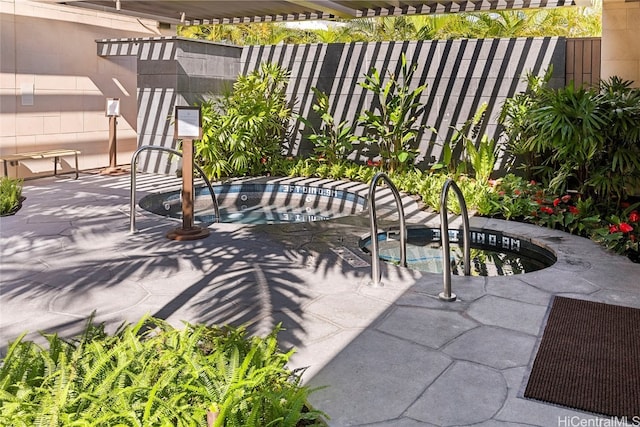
(0, 316), (325, 427)
(0, 177), (23, 215)
(178, 6), (601, 45)
(502, 75), (640, 209)
(195, 63), (292, 180)
(299, 87), (356, 165)
(357, 53), (429, 173)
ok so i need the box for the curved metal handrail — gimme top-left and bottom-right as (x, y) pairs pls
(439, 178), (471, 301)
(129, 145), (220, 234)
(368, 172), (407, 287)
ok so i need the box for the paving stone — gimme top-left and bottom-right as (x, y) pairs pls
(442, 326), (537, 369)
(519, 271), (600, 295)
(406, 361), (507, 426)
(308, 329), (452, 426)
(376, 305), (478, 349)
(49, 280), (149, 317)
(485, 278), (553, 306)
(305, 292), (392, 329)
(467, 295), (548, 336)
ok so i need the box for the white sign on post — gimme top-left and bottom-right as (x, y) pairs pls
(175, 107), (201, 139)
(106, 98), (120, 117)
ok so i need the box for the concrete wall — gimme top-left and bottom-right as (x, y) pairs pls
(0, 0), (169, 178)
(602, 0), (640, 87)
(242, 38), (565, 169)
(97, 37), (242, 174)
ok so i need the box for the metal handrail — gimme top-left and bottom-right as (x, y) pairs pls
(129, 145), (220, 234)
(439, 178), (471, 301)
(367, 172), (407, 287)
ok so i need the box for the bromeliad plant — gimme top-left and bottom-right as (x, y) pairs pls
(0, 316), (326, 427)
(358, 53), (430, 174)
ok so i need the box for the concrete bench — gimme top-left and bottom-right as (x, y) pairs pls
(1, 149), (81, 179)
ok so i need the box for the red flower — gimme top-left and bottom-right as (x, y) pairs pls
(529, 180), (537, 186)
(609, 224), (619, 233)
(630, 211), (639, 223)
(553, 198), (561, 207)
(631, 235), (637, 242)
(561, 195), (571, 203)
(367, 159), (373, 166)
(569, 206), (579, 215)
(540, 206), (554, 215)
(619, 222), (634, 233)
(621, 202), (631, 208)
(260, 157), (267, 164)
(513, 189), (521, 196)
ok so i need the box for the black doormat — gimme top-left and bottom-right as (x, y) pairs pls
(524, 297), (640, 418)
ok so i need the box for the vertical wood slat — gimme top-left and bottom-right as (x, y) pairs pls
(566, 37), (601, 87)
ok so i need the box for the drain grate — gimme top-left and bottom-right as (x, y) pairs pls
(330, 246), (369, 268)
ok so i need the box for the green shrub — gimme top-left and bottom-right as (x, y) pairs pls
(0, 177), (23, 215)
(503, 75), (640, 207)
(0, 316), (326, 427)
(357, 53), (429, 174)
(196, 63), (293, 180)
(300, 88), (357, 165)
(592, 202), (640, 258)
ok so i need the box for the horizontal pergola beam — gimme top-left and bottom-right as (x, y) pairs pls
(42, 0), (581, 25)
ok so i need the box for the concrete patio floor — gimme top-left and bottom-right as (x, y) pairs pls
(1, 172), (639, 426)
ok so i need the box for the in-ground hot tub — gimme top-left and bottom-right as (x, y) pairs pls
(139, 182), (367, 225)
(360, 226), (556, 276)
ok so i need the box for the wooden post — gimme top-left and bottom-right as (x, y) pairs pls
(101, 98), (127, 175)
(166, 106), (209, 241)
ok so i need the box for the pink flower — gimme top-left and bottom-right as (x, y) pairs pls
(630, 211), (639, 223)
(619, 222), (634, 233)
(609, 224), (619, 233)
(529, 180), (537, 186)
(260, 157), (267, 164)
(540, 206), (554, 215)
(553, 198), (561, 207)
(569, 206), (579, 215)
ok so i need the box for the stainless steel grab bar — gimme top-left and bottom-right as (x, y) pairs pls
(368, 172), (407, 287)
(129, 146), (220, 234)
(439, 178), (471, 301)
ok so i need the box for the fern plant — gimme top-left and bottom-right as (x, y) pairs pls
(0, 317), (327, 427)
